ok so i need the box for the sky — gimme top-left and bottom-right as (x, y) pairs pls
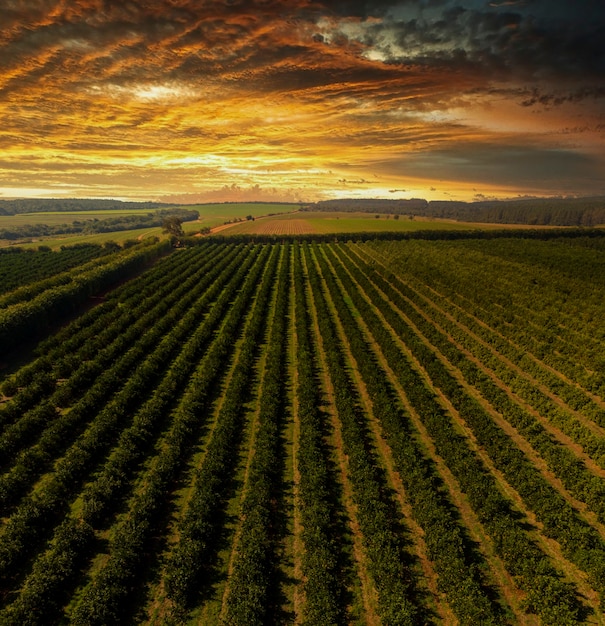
(0, 0), (604, 203)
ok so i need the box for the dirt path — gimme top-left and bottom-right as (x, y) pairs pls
(288, 250), (304, 624)
(209, 222), (239, 234)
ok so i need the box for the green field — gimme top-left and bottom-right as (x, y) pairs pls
(218, 210), (554, 236)
(305, 213), (500, 233)
(9, 219), (201, 249)
(178, 202), (300, 227)
(0, 226), (169, 250)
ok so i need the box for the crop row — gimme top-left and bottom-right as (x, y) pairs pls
(0, 244), (112, 295)
(66, 245), (276, 625)
(358, 242), (605, 429)
(315, 243), (515, 624)
(348, 244), (605, 520)
(0, 245), (246, 514)
(163, 244), (280, 621)
(291, 243), (349, 624)
(1, 244), (218, 413)
(0, 244), (231, 437)
(222, 244), (291, 625)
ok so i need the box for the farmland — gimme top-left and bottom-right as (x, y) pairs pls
(0, 202), (299, 249)
(1, 232), (605, 625)
(216, 210), (528, 236)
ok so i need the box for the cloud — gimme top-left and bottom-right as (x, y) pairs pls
(372, 142), (605, 193)
(354, 6), (605, 87)
(160, 184), (306, 204)
(520, 86), (605, 108)
(488, 1), (526, 6)
(0, 0), (604, 200)
(2, 1), (599, 114)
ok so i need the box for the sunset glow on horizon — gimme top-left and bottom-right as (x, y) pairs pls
(1, 0), (604, 203)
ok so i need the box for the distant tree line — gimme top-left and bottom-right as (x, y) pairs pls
(0, 198), (168, 215)
(312, 198), (428, 214)
(310, 197), (605, 226)
(0, 209), (198, 241)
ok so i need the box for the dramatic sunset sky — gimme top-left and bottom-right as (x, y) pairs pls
(1, 0), (604, 202)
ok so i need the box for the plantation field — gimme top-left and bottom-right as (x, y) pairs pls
(1, 234), (605, 624)
(218, 211), (556, 236)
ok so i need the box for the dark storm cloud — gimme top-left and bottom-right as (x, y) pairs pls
(356, 2), (605, 87)
(327, 0), (401, 17)
(375, 142), (605, 189)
